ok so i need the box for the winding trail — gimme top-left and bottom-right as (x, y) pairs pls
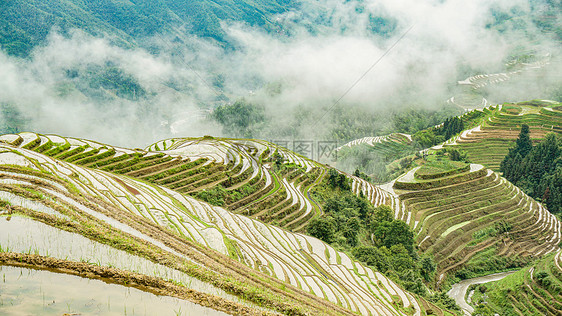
(395, 166), (420, 183)
(447, 271), (516, 315)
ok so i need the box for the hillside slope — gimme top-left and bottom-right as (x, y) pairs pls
(4, 131), (561, 288)
(0, 134), (443, 315)
(337, 133), (413, 153)
(471, 250), (562, 315)
(338, 101), (562, 174)
(4, 131), (561, 300)
(0, 133), (331, 232)
(392, 162), (561, 287)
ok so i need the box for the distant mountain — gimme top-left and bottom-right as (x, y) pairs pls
(5, 0), (557, 58)
(0, 0), (296, 56)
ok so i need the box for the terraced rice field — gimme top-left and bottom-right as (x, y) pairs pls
(1, 129), (560, 314)
(475, 250), (562, 315)
(0, 133), (326, 233)
(457, 57), (550, 90)
(0, 265), (225, 316)
(446, 94), (488, 111)
(0, 137), (440, 315)
(393, 163), (562, 284)
(449, 103), (562, 170)
(458, 72), (518, 90)
(351, 176), (404, 221)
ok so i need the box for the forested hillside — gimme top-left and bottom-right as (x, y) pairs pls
(501, 126), (562, 214)
(0, 0), (296, 56)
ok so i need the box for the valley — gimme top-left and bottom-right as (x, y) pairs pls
(0, 0), (561, 315)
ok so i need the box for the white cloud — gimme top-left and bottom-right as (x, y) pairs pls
(0, 0), (559, 145)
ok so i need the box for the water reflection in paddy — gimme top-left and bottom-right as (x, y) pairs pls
(0, 265), (227, 315)
(0, 216), (239, 302)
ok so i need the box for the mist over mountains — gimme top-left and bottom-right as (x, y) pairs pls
(0, 0), (560, 147)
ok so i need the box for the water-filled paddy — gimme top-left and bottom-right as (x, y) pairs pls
(0, 215), (236, 301)
(0, 265), (227, 315)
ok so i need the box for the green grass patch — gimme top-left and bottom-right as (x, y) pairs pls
(453, 247), (528, 281)
(415, 160), (468, 180)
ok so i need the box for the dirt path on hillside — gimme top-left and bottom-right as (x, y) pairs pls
(447, 271), (516, 315)
(397, 167), (420, 183)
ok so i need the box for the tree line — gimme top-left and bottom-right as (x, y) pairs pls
(500, 124), (561, 213)
(412, 116), (465, 148)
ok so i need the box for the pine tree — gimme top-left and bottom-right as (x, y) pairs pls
(500, 124), (532, 178)
(515, 124), (533, 158)
(544, 166), (562, 213)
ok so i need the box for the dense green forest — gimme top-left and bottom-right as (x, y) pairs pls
(500, 125), (562, 214)
(1, 0), (559, 57)
(211, 99), (267, 138)
(0, 105), (28, 134)
(0, 0), (296, 57)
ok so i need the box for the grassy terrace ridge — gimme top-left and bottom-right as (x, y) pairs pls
(414, 161), (469, 180)
(0, 133), (328, 233)
(393, 162), (562, 288)
(394, 164), (487, 191)
(471, 250), (562, 315)
(448, 102), (562, 171)
(0, 138), (443, 316)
